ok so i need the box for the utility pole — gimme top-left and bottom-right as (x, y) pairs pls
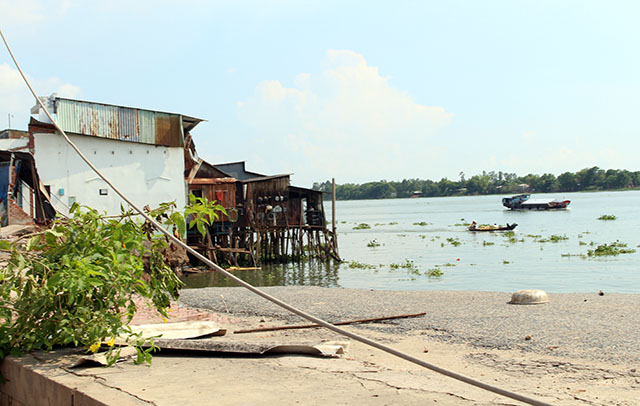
(7, 113), (13, 129)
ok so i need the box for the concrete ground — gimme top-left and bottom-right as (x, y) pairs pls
(2, 288), (640, 406)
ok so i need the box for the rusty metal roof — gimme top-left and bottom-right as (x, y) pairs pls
(190, 177), (238, 185)
(50, 97), (204, 147)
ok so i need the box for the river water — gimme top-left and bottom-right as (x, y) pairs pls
(182, 190), (640, 293)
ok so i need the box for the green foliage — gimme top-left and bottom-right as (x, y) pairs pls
(185, 194), (227, 238)
(446, 237), (461, 247)
(425, 268), (443, 277)
(538, 235), (569, 243)
(0, 197), (225, 370)
(390, 259), (415, 270)
(413, 221), (428, 226)
(352, 223), (371, 230)
(0, 204), (177, 367)
(313, 166), (640, 200)
(347, 261), (377, 269)
(587, 241), (636, 257)
(482, 241), (495, 246)
(597, 214), (617, 221)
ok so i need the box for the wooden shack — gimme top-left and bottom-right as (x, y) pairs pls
(186, 160), (339, 265)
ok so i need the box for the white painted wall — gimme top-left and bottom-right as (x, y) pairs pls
(33, 131), (186, 216)
(0, 139), (29, 151)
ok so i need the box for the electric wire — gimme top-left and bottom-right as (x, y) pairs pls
(1, 28), (554, 406)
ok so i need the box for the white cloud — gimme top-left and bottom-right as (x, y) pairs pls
(0, 0), (71, 27)
(238, 50), (453, 185)
(0, 63), (82, 129)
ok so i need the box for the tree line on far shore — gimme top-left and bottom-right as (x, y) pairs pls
(312, 167), (640, 200)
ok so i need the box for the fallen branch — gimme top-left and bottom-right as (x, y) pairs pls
(234, 312), (426, 334)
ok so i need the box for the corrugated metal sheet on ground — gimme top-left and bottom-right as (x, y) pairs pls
(54, 99), (183, 147)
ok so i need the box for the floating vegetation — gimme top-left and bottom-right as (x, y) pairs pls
(347, 261), (377, 269)
(390, 259), (415, 269)
(426, 268), (443, 277)
(538, 235), (569, 243)
(503, 231), (515, 238)
(436, 263), (457, 267)
(413, 221), (428, 226)
(525, 234), (542, 239)
(419, 235), (427, 239)
(579, 241), (587, 246)
(483, 241), (495, 246)
(587, 241), (636, 257)
(374, 223), (385, 226)
(446, 237), (461, 247)
(597, 214), (617, 221)
(388, 221), (398, 225)
(353, 223), (371, 230)
(397, 234), (407, 237)
(503, 260), (511, 264)
(367, 239), (381, 248)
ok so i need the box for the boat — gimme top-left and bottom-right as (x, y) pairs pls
(468, 222), (517, 232)
(502, 194), (570, 210)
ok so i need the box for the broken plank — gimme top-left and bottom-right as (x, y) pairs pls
(234, 312), (426, 334)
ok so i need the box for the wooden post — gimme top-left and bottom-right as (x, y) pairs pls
(331, 177), (340, 259)
(299, 199), (304, 256)
(332, 178), (336, 236)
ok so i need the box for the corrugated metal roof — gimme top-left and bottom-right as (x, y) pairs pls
(52, 97), (204, 147)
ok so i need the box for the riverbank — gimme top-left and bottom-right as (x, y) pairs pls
(5, 287), (636, 405)
(173, 287), (640, 405)
(180, 286), (640, 365)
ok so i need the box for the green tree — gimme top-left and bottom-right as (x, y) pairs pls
(558, 172), (579, 192)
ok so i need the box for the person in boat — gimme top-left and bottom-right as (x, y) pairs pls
(469, 221), (477, 230)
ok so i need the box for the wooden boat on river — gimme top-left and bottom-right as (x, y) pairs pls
(468, 221), (517, 232)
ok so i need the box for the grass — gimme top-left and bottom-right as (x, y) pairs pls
(597, 214), (617, 221)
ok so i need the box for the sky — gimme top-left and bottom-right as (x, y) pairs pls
(1, 0), (639, 187)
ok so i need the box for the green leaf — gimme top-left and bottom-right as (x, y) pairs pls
(26, 236), (41, 251)
(170, 212), (186, 236)
(0, 240), (11, 251)
(196, 221), (206, 238)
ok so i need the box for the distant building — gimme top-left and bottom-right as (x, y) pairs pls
(29, 95), (203, 216)
(0, 129), (30, 152)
